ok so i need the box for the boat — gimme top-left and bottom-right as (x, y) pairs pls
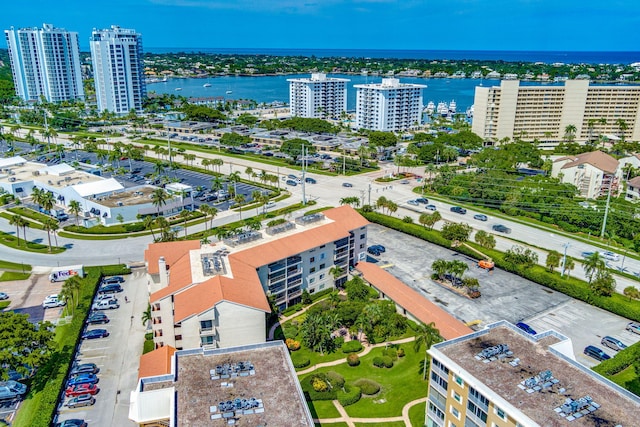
(466, 105), (474, 118)
(437, 102), (449, 116)
(175, 88), (182, 91)
(425, 101), (436, 114)
(225, 90), (233, 94)
(161, 77), (168, 82)
(449, 100), (457, 114)
(203, 83), (212, 88)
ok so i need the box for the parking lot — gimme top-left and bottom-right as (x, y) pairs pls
(53, 269), (147, 427)
(366, 223), (640, 367)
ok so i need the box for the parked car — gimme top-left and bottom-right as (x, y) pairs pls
(101, 276), (125, 284)
(583, 345), (611, 361)
(425, 204), (437, 211)
(407, 200), (420, 206)
(600, 251), (620, 262)
(92, 299), (119, 310)
(367, 246), (382, 256)
(515, 322), (537, 335)
(370, 244), (386, 253)
(65, 393), (95, 408)
(67, 374), (98, 387)
(87, 312), (110, 325)
(95, 294), (118, 303)
(416, 197), (429, 204)
(305, 177), (317, 184)
(42, 294), (66, 309)
(626, 322), (640, 335)
(285, 179), (297, 186)
(98, 283), (123, 294)
(70, 363), (99, 375)
(0, 380), (27, 401)
(492, 224), (512, 234)
(54, 419), (87, 427)
(82, 329), (109, 340)
(65, 383), (99, 397)
(450, 206), (467, 214)
(473, 214), (488, 221)
(601, 336), (627, 351)
(342, 182), (353, 188)
(0, 292), (8, 300)
(287, 174), (297, 180)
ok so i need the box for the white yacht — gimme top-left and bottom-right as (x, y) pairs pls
(449, 100), (457, 114)
(425, 101), (436, 114)
(437, 102), (449, 116)
(203, 83), (212, 88)
(175, 88), (182, 91)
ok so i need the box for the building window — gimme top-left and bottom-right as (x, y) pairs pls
(453, 391), (461, 403)
(320, 253), (326, 260)
(454, 375), (464, 387)
(201, 335), (214, 346)
(450, 407), (460, 419)
(200, 319), (213, 331)
(175, 335), (182, 341)
(320, 263), (326, 269)
(319, 274), (325, 279)
(360, 233), (365, 239)
(495, 407), (506, 420)
(310, 257), (315, 263)
(310, 267), (317, 273)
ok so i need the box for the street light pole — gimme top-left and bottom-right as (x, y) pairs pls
(600, 177), (613, 238)
(561, 242), (570, 277)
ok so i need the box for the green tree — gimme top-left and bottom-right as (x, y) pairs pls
(431, 259), (449, 281)
(151, 188), (169, 216)
(68, 200), (82, 227)
(280, 138), (316, 158)
(141, 303), (152, 327)
(0, 312), (55, 380)
(545, 250), (561, 273)
(369, 131), (397, 148)
(582, 252), (605, 284)
(9, 215), (23, 247)
(413, 322), (443, 380)
(591, 270), (615, 297)
(474, 230), (496, 249)
(143, 216), (157, 241)
(42, 217), (57, 252)
(504, 245), (539, 268)
(441, 222), (472, 243)
(345, 275), (370, 302)
(179, 209), (191, 238)
(418, 211), (441, 230)
(234, 194), (246, 219)
(623, 286), (640, 300)
(339, 196), (360, 207)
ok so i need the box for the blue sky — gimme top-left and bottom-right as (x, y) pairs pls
(2, 0), (639, 51)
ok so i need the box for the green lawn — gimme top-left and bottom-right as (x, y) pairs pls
(0, 231), (65, 254)
(0, 260), (31, 271)
(610, 365), (640, 396)
(0, 301), (10, 310)
(300, 344), (428, 419)
(7, 207), (55, 224)
(308, 399), (341, 419)
(317, 423), (348, 427)
(0, 212), (45, 230)
(408, 401), (426, 427)
(354, 422), (405, 427)
(0, 271), (31, 281)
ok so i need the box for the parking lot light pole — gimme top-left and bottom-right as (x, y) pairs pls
(561, 242), (570, 277)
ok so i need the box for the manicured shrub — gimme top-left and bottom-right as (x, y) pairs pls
(283, 325), (298, 338)
(312, 377), (329, 392)
(333, 336), (345, 348)
(353, 379), (381, 395)
(285, 338), (300, 351)
(373, 356), (384, 368)
(397, 347), (405, 357)
(347, 353), (360, 366)
(302, 374), (337, 401)
(326, 371), (345, 388)
(382, 356), (394, 368)
(382, 348), (398, 360)
(291, 353), (310, 368)
(338, 385), (362, 406)
(593, 341), (640, 376)
(341, 340), (363, 353)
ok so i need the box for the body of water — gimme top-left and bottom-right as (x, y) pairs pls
(150, 74), (490, 113)
(145, 47), (640, 65)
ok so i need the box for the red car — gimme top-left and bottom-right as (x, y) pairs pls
(65, 383), (99, 397)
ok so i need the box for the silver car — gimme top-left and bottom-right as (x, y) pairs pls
(601, 336), (627, 351)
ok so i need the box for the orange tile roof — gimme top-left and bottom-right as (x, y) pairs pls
(355, 262), (473, 340)
(145, 240), (200, 274)
(149, 250), (195, 301)
(138, 345), (176, 379)
(323, 205), (370, 230)
(556, 150), (619, 174)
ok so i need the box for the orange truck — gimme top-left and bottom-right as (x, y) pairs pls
(478, 259), (495, 271)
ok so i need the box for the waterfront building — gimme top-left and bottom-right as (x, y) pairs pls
(90, 25), (146, 114)
(426, 321), (640, 427)
(288, 73), (349, 119)
(144, 206), (368, 350)
(473, 79), (640, 147)
(129, 341), (314, 426)
(4, 23), (84, 103)
(551, 150), (620, 199)
(354, 78), (426, 132)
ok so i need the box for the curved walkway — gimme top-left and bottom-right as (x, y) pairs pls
(313, 396), (428, 426)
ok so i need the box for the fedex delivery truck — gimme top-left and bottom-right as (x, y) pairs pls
(49, 265), (84, 282)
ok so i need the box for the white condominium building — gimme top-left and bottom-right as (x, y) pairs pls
(90, 25), (146, 114)
(472, 79), (640, 146)
(5, 23), (84, 103)
(355, 78), (426, 132)
(288, 73), (349, 118)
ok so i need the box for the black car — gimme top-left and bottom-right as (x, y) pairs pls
(82, 329), (109, 340)
(55, 420), (87, 427)
(450, 206), (467, 214)
(87, 312), (110, 325)
(286, 179), (297, 186)
(305, 177), (317, 184)
(367, 247), (382, 256)
(415, 197), (428, 204)
(342, 182), (353, 188)
(98, 284), (123, 294)
(492, 224), (512, 234)
(101, 276), (124, 285)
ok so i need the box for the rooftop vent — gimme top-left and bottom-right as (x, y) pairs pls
(475, 344), (512, 362)
(295, 213), (324, 225)
(224, 231), (262, 247)
(265, 221), (295, 236)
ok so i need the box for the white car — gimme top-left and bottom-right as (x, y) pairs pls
(600, 251), (620, 262)
(42, 294), (66, 309)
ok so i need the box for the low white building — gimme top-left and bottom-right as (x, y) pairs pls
(551, 151), (620, 199)
(626, 176), (640, 202)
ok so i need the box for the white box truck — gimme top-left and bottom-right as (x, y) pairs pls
(49, 265), (84, 282)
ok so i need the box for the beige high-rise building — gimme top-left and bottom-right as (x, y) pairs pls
(472, 80), (640, 146)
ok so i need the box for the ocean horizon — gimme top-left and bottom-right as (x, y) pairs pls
(140, 48), (640, 65)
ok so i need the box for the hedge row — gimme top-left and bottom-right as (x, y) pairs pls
(337, 384), (361, 406)
(341, 340), (363, 353)
(291, 353), (310, 369)
(593, 341), (640, 376)
(360, 210), (640, 323)
(353, 379), (381, 395)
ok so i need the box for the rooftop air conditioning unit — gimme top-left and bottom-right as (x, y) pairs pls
(117, 201), (123, 206)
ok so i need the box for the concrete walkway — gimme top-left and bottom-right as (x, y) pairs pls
(313, 396), (428, 426)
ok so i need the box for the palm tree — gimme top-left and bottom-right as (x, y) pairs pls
(251, 190), (263, 215)
(582, 252), (605, 284)
(228, 171), (241, 196)
(564, 257), (575, 277)
(245, 166), (254, 181)
(9, 215), (22, 247)
(329, 265), (345, 284)
(143, 216), (157, 241)
(179, 209), (191, 238)
(413, 322), (443, 380)
(201, 158), (211, 171)
(259, 169), (268, 185)
(211, 176), (224, 193)
(234, 194), (246, 219)
(141, 303), (152, 327)
(68, 200), (82, 226)
(151, 188), (169, 217)
(43, 218), (57, 253)
(431, 259), (448, 281)
(564, 124), (577, 143)
(153, 161), (166, 180)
